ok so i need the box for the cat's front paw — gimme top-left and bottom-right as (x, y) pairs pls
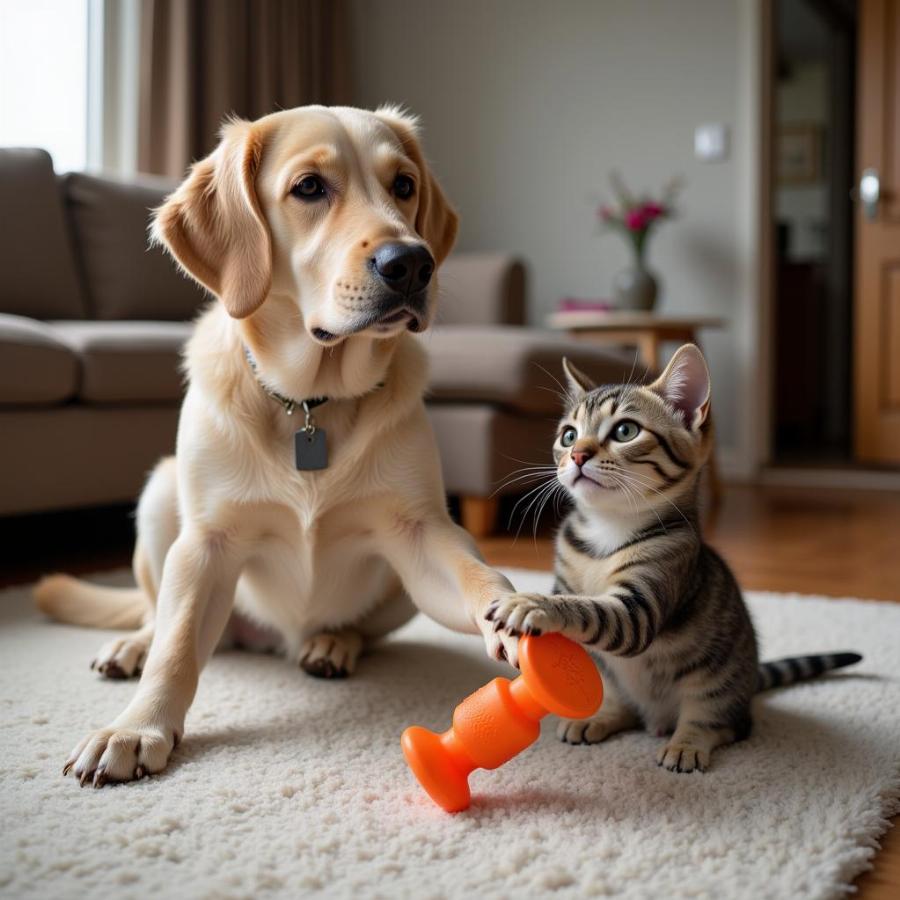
(485, 593), (566, 639)
(657, 740), (710, 773)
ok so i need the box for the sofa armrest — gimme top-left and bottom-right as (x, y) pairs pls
(436, 252), (526, 326)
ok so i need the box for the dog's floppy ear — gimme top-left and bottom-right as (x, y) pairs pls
(376, 106), (459, 265)
(152, 118), (272, 319)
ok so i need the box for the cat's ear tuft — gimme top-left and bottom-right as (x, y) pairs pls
(562, 357), (595, 399)
(650, 344), (711, 429)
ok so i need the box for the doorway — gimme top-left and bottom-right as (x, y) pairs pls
(770, 0), (857, 466)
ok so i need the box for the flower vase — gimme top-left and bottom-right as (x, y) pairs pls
(613, 262), (658, 312)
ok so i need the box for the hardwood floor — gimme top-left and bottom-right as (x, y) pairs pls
(479, 483), (900, 900)
(1, 484), (897, 895)
(480, 483), (900, 601)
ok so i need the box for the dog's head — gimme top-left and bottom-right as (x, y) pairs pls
(153, 105), (458, 345)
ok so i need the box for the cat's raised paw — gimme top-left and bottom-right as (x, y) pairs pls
(485, 593), (564, 638)
(657, 741), (710, 773)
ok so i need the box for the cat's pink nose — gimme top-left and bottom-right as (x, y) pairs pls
(571, 448), (595, 467)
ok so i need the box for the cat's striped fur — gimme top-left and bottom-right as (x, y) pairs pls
(487, 344), (862, 773)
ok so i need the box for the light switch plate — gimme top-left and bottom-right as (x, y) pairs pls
(694, 123), (730, 162)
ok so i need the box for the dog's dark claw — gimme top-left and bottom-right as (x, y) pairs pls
(62, 760), (74, 777)
(93, 768), (108, 789)
(79, 770), (90, 788)
(301, 657), (348, 679)
(99, 661), (127, 680)
(484, 606), (495, 622)
(134, 765), (146, 780)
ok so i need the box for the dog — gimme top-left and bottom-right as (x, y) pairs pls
(35, 105), (522, 787)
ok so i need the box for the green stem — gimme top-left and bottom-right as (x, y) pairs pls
(631, 230), (647, 266)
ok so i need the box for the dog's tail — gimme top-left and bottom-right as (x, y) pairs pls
(33, 574), (147, 630)
(756, 652), (862, 691)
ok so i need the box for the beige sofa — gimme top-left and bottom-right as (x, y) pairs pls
(0, 148), (630, 535)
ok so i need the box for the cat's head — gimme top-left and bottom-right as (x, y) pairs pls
(554, 344), (712, 515)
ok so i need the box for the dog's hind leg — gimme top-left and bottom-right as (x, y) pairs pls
(91, 542), (156, 679)
(299, 588), (416, 679)
(299, 629), (363, 679)
(92, 458), (180, 680)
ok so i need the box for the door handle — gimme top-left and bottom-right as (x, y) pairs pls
(858, 168), (880, 220)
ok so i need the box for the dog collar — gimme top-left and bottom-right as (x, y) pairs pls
(243, 347), (328, 417)
(243, 346), (384, 472)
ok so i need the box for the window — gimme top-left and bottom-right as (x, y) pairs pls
(0, 0), (90, 172)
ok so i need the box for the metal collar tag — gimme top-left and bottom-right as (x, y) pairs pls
(294, 400), (328, 470)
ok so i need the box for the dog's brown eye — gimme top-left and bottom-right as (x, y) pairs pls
(393, 175), (415, 200)
(291, 175), (326, 201)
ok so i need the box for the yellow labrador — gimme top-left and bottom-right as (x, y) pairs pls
(36, 105), (520, 787)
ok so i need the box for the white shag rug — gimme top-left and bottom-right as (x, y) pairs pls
(1, 569), (898, 900)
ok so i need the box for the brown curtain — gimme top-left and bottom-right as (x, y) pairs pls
(137, 0), (351, 177)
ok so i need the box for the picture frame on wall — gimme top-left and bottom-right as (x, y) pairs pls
(777, 124), (823, 185)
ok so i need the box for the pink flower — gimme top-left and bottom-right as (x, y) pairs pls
(642, 202), (665, 219)
(625, 209), (647, 231)
(598, 205), (615, 222)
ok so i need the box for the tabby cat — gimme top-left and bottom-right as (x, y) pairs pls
(487, 344), (861, 773)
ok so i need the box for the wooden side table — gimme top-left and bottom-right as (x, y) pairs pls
(545, 311), (723, 374)
(546, 311), (724, 506)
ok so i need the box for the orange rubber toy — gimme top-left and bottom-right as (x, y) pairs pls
(401, 633), (603, 812)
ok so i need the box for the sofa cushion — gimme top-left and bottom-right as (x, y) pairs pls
(437, 254), (526, 326)
(63, 173), (208, 321)
(0, 149), (87, 319)
(50, 321), (193, 404)
(0, 314), (80, 405)
(424, 326), (636, 415)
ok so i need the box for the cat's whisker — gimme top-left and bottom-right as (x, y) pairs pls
(608, 469), (669, 530)
(531, 482), (565, 541)
(533, 363), (580, 409)
(490, 468), (557, 497)
(507, 477), (558, 532)
(510, 478), (560, 542)
(499, 452), (555, 467)
(605, 465), (694, 529)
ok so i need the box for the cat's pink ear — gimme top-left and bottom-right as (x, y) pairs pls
(562, 357), (595, 398)
(650, 344), (711, 430)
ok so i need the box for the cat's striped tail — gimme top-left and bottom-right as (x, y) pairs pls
(756, 652), (862, 691)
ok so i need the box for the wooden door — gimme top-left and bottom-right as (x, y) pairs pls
(855, 0), (900, 464)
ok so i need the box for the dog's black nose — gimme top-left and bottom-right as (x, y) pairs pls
(372, 242), (434, 295)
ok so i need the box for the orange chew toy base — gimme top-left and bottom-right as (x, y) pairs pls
(401, 633), (603, 812)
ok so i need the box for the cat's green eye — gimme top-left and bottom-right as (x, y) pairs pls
(612, 420), (641, 442)
(560, 426), (578, 447)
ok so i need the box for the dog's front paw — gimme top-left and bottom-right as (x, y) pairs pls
(485, 592), (566, 639)
(476, 607), (521, 669)
(481, 625), (521, 669)
(63, 721), (178, 788)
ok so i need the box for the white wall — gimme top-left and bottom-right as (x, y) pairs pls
(350, 0), (757, 462)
